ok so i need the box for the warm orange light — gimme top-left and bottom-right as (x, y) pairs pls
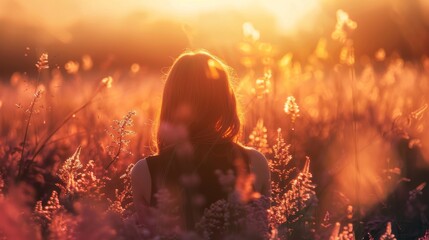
(2, 0), (320, 38)
(155, 0), (320, 32)
(130, 63), (140, 73)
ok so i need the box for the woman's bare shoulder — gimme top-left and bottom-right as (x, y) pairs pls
(132, 158), (149, 177)
(242, 146), (271, 196)
(131, 158), (152, 191)
(242, 146), (270, 177)
(242, 146), (268, 166)
(131, 158), (152, 206)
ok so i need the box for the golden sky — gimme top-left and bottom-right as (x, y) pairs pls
(1, 0), (429, 76)
(0, 0), (321, 43)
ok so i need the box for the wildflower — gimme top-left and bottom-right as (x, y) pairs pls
(331, 9), (356, 66)
(283, 157), (316, 224)
(248, 118), (270, 155)
(105, 111), (136, 169)
(284, 96), (300, 123)
(82, 54), (93, 70)
(380, 222), (396, 240)
(268, 128), (294, 228)
(242, 22), (260, 42)
(101, 76), (113, 89)
(35, 53), (49, 71)
(34, 191), (62, 222)
(64, 61), (80, 74)
(331, 9), (357, 44)
(108, 163), (134, 216)
(253, 69), (271, 99)
(57, 147), (83, 194)
(57, 147), (107, 200)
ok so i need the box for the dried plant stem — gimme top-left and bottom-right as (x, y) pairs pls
(29, 78), (112, 172)
(104, 111), (135, 170)
(105, 120), (126, 170)
(20, 77), (112, 177)
(349, 64), (361, 224)
(31, 98), (94, 162)
(290, 120), (296, 160)
(18, 53), (50, 179)
(26, 83), (107, 174)
(18, 90), (40, 178)
(44, 131), (87, 146)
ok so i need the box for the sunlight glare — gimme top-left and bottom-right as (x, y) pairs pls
(144, 0), (320, 32)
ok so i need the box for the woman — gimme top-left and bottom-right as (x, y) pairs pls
(131, 50), (270, 235)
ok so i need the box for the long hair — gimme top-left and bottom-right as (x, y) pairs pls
(157, 50), (241, 152)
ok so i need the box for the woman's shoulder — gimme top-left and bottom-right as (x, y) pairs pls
(234, 144), (268, 167)
(133, 157), (147, 169)
(131, 156), (157, 176)
(242, 147), (269, 174)
(132, 158), (150, 180)
(240, 145), (271, 196)
(241, 146), (267, 162)
(132, 155), (161, 175)
(131, 157), (157, 205)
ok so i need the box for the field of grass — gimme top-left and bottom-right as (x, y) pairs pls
(0, 10), (428, 240)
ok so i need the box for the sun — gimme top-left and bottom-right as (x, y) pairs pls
(147, 0), (320, 33)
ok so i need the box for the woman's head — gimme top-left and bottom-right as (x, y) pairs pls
(157, 50), (240, 151)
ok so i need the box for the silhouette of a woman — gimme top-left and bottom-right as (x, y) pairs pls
(131, 50), (270, 233)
